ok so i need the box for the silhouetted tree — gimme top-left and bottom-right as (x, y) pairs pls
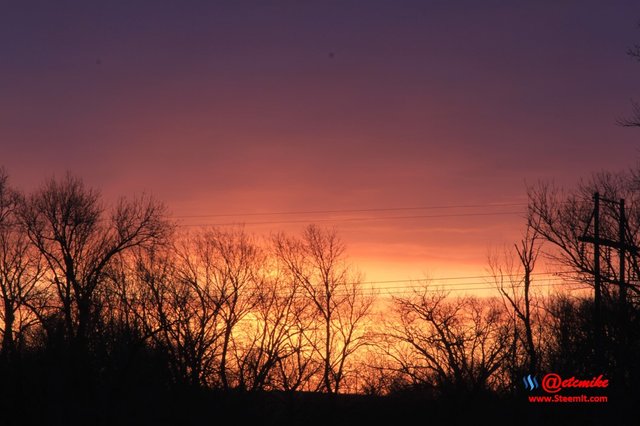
(199, 228), (263, 390)
(527, 172), (640, 299)
(132, 228), (264, 389)
(385, 287), (511, 396)
(620, 25), (640, 127)
(354, 350), (406, 396)
(19, 173), (169, 352)
(269, 275), (320, 392)
(232, 263), (308, 391)
(488, 224), (541, 378)
(528, 170), (640, 388)
(0, 170), (44, 359)
(541, 294), (599, 375)
(274, 225), (374, 393)
(132, 243), (223, 387)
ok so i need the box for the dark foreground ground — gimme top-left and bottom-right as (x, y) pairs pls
(1, 387), (635, 426)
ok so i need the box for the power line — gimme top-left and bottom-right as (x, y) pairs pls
(358, 271), (565, 286)
(214, 272), (585, 296)
(373, 277), (582, 290)
(250, 280), (588, 299)
(176, 210), (525, 227)
(172, 201), (527, 219)
(233, 276), (589, 298)
(370, 280), (589, 296)
(375, 279), (571, 291)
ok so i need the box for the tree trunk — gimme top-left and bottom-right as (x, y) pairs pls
(523, 270), (537, 373)
(76, 295), (91, 350)
(323, 291), (332, 393)
(220, 320), (233, 389)
(1, 298), (15, 359)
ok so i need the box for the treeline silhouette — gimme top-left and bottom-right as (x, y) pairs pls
(0, 169), (638, 425)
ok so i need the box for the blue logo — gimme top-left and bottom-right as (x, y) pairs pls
(523, 375), (539, 391)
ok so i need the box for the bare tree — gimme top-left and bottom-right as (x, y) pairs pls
(194, 228), (263, 389)
(385, 287), (511, 395)
(18, 173), (169, 349)
(620, 26), (640, 127)
(488, 224), (541, 375)
(356, 350), (403, 396)
(0, 170), (44, 358)
(527, 172), (640, 300)
(541, 294), (602, 376)
(618, 101), (640, 128)
(273, 225), (374, 393)
(268, 265), (320, 392)
(132, 243), (224, 387)
(529, 170), (640, 387)
(139, 228), (263, 389)
(232, 265), (308, 391)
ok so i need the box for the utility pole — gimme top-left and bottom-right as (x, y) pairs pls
(578, 193), (603, 364)
(593, 193), (601, 332)
(592, 192), (602, 367)
(579, 193), (637, 369)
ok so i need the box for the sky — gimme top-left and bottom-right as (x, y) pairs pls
(2, 1), (640, 290)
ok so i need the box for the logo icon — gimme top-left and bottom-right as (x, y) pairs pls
(541, 373), (562, 393)
(523, 375), (539, 391)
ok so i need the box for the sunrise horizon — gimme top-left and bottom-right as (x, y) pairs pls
(2, 1), (639, 424)
(3, 1), (639, 299)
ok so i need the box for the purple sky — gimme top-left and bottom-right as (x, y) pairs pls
(2, 1), (640, 284)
